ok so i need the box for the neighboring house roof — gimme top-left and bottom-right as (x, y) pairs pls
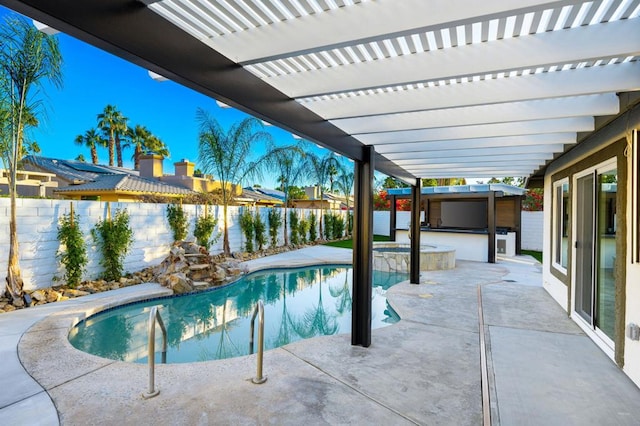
(249, 186), (285, 201)
(239, 187), (284, 205)
(22, 155), (137, 184)
(387, 184), (527, 197)
(54, 174), (195, 196)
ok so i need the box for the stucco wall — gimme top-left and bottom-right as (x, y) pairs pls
(0, 199), (339, 292)
(373, 210), (543, 252)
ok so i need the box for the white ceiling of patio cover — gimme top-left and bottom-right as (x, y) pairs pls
(146, 0), (640, 179)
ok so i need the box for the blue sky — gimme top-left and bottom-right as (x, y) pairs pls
(1, 5), (350, 189)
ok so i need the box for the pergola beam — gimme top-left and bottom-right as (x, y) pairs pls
(395, 153), (553, 165)
(374, 133), (576, 153)
(330, 94), (619, 134)
(383, 143), (567, 160)
(356, 117), (593, 144)
(201, 0), (571, 64)
(264, 19), (640, 98)
(303, 62), (640, 119)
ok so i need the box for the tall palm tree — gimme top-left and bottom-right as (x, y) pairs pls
(197, 108), (272, 255)
(74, 128), (104, 164)
(126, 124), (170, 170)
(264, 143), (307, 246)
(0, 17), (63, 301)
(97, 104), (127, 167)
(307, 151), (340, 239)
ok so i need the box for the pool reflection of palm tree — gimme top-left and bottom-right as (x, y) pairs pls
(293, 269), (339, 338)
(329, 270), (352, 315)
(272, 278), (303, 347)
(199, 300), (241, 361)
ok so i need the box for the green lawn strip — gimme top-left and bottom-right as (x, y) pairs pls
(323, 234), (390, 249)
(521, 250), (543, 263)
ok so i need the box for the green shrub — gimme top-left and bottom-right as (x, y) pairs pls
(193, 207), (219, 248)
(323, 213), (334, 240)
(309, 212), (318, 242)
(298, 216), (310, 244)
(268, 208), (282, 248)
(240, 208), (255, 253)
(347, 211), (353, 236)
(57, 211), (88, 288)
(91, 209), (134, 281)
(254, 210), (267, 251)
(166, 203), (188, 241)
(289, 210), (299, 245)
(332, 214), (345, 239)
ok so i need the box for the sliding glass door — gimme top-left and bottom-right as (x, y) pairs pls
(574, 162), (617, 346)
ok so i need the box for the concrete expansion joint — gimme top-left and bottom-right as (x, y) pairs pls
(281, 347), (421, 425)
(0, 389), (46, 411)
(487, 324), (584, 337)
(46, 361), (118, 391)
(401, 318), (479, 335)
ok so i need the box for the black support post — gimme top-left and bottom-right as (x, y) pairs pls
(488, 192), (496, 263)
(515, 196), (522, 255)
(410, 179), (421, 284)
(389, 194), (397, 241)
(352, 146), (374, 347)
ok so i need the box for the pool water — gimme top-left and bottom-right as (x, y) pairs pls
(69, 265), (407, 364)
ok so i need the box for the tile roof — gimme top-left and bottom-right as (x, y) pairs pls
(54, 174), (195, 195)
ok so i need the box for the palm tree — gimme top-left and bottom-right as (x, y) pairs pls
(126, 124), (170, 170)
(197, 108), (273, 255)
(97, 104), (127, 167)
(307, 151), (340, 239)
(0, 17), (63, 301)
(335, 167), (354, 235)
(74, 128), (104, 164)
(336, 168), (354, 210)
(264, 143), (307, 246)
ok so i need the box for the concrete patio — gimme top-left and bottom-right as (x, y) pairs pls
(1, 245), (639, 425)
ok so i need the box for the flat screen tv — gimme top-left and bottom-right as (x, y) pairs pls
(440, 200), (488, 229)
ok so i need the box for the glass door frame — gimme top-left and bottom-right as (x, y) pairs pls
(571, 157), (617, 358)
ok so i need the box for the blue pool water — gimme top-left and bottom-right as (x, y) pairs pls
(69, 265), (407, 364)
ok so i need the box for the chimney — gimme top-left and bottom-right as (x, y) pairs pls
(174, 159), (194, 177)
(139, 154), (164, 178)
(305, 186), (320, 200)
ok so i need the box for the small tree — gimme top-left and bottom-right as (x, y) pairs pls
(309, 211), (318, 242)
(324, 213), (334, 240)
(254, 209), (267, 251)
(91, 209), (134, 281)
(268, 208), (282, 248)
(193, 206), (219, 249)
(289, 210), (299, 245)
(57, 209), (87, 288)
(166, 203), (188, 241)
(298, 215), (310, 244)
(240, 207), (255, 253)
(332, 214), (345, 239)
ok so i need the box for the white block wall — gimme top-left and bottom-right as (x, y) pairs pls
(0, 198), (346, 292)
(521, 211), (544, 251)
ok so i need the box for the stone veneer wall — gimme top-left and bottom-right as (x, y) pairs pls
(0, 198), (343, 292)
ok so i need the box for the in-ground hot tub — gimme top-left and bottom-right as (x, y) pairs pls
(372, 242), (455, 273)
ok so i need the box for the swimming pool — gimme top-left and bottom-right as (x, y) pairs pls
(69, 265), (407, 364)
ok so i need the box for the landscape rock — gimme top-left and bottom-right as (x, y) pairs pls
(31, 290), (46, 302)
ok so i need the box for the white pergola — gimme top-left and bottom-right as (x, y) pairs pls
(142, 0), (639, 179)
(3, 0), (639, 346)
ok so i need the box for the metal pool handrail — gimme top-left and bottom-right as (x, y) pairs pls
(142, 306), (167, 399)
(249, 300), (267, 384)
